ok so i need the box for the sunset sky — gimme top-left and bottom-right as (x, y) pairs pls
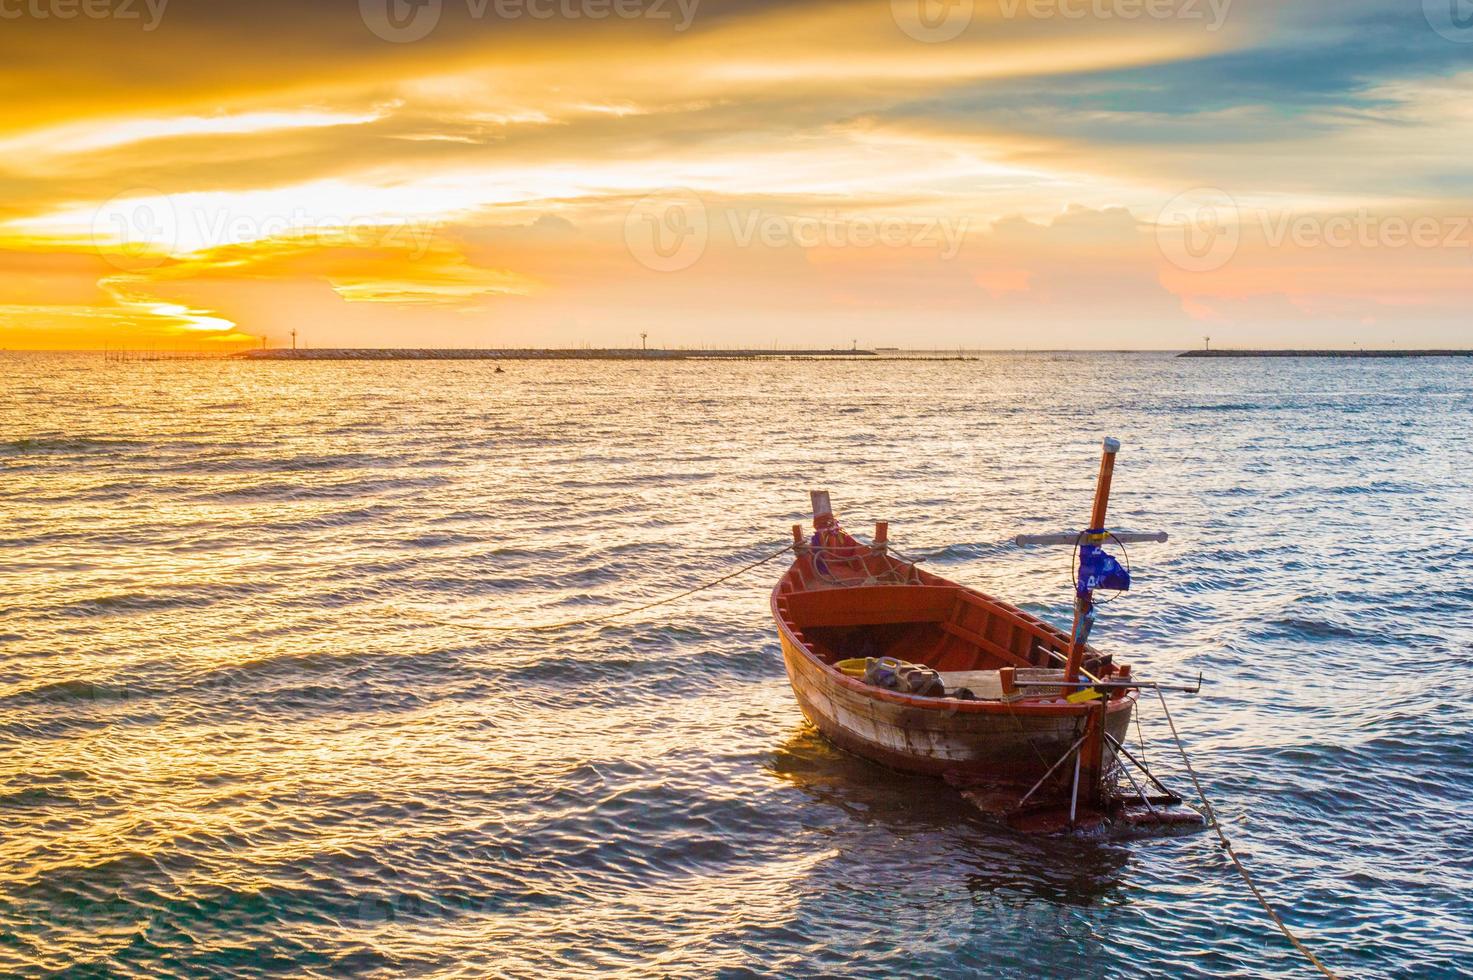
(2, 0), (1471, 350)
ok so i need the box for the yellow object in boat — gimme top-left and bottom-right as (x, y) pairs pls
(834, 658), (868, 678)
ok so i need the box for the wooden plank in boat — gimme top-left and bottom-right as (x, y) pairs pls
(782, 585), (957, 628)
(940, 668), (1069, 701)
(938, 670), (1018, 701)
(939, 620), (1033, 668)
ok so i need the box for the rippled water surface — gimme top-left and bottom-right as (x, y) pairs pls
(2, 351), (1471, 978)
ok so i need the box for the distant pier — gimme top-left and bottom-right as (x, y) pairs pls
(1179, 349), (1472, 359)
(234, 348), (880, 361)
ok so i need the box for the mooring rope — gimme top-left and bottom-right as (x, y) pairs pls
(1154, 688), (1340, 979)
(399, 542), (794, 632)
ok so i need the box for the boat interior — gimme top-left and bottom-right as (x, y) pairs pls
(775, 583), (1083, 676)
(774, 505), (1116, 698)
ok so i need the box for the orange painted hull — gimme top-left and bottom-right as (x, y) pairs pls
(777, 625), (1133, 781)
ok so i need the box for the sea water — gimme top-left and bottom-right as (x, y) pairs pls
(1, 351), (1470, 977)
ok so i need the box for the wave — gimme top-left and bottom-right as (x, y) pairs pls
(188, 474), (451, 502)
(1, 436), (144, 456)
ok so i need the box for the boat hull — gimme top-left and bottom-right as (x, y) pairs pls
(778, 626), (1133, 783)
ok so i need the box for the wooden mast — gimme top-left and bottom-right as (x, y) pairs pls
(1012, 436), (1175, 825)
(1067, 437), (1120, 815)
(1064, 436), (1120, 684)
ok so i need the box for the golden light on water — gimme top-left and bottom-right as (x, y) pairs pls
(3, 346), (1470, 974)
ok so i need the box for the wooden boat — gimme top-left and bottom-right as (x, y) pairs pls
(771, 439), (1201, 832)
(772, 530), (1136, 779)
